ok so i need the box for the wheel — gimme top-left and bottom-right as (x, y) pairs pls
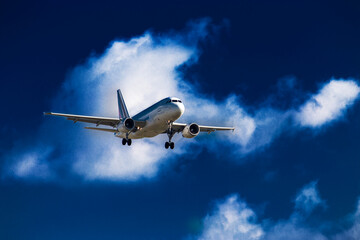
(122, 138), (127, 145)
(127, 139), (132, 146)
(170, 142), (174, 149)
(165, 142), (169, 149)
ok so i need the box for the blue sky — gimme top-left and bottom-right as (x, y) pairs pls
(1, 1), (360, 239)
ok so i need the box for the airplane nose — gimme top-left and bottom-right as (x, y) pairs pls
(171, 102), (185, 119)
(179, 103), (185, 115)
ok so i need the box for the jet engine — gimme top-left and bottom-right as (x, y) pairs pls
(182, 123), (200, 138)
(118, 118), (135, 132)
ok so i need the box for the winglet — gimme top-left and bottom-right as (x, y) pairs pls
(117, 89), (130, 119)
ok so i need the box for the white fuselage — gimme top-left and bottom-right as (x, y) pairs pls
(115, 98), (185, 139)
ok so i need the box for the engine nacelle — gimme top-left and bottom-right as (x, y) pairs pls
(118, 118), (135, 132)
(182, 123), (200, 138)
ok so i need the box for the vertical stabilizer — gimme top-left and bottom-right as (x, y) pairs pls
(117, 89), (130, 119)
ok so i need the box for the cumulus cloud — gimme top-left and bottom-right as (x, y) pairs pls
(3, 19), (225, 181)
(2, 19), (360, 182)
(296, 79), (360, 127)
(195, 194), (264, 240)
(192, 182), (360, 240)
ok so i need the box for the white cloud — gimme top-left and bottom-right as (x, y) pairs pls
(196, 194), (264, 240)
(296, 79), (360, 127)
(192, 182), (360, 240)
(4, 19), (231, 181)
(4, 19), (260, 181)
(3, 19), (360, 182)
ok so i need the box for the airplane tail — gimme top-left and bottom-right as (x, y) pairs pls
(117, 89), (130, 119)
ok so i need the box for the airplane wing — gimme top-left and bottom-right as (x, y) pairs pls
(44, 112), (146, 129)
(171, 123), (235, 133)
(44, 112), (120, 127)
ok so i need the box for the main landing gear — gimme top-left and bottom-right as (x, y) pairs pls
(165, 121), (175, 150)
(165, 141), (174, 149)
(122, 132), (132, 146)
(122, 138), (132, 146)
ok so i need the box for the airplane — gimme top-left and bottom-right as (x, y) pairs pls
(44, 90), (235, 149)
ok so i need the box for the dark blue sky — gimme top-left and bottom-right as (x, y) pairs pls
(1, 1), (360, 239)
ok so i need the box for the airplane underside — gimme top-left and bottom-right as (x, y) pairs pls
(115, 105), (181, 149)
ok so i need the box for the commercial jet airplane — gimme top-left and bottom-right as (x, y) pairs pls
(45, 90), (235, 149)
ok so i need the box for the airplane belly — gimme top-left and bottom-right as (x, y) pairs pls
(132, 110), (170, 138)
(116, 104), (181, 139)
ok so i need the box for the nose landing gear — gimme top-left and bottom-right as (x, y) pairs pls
(165, 121), (175, 150)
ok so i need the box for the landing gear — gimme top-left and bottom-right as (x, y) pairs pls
(122, 138), (132, 146)
(165, 141), (174, 149)
(165, 121), (176, 150)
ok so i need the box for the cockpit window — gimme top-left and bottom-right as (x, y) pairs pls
(169, 99), (182, 103)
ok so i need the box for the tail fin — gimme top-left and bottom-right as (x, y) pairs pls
(117, 89), (130, 119)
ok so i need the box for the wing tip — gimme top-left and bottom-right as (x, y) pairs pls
(43, 112), (52, 115)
